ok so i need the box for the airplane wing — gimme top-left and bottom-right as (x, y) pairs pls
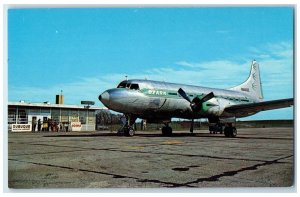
(224, 98), (294, 117)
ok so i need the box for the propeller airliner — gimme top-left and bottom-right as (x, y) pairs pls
(99, 61), (293, 137)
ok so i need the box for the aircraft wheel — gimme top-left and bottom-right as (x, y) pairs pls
(224, 127), (230, 137)
(231, 127), (237, 138)
(224, 126), (237, 138)
(162, 126), (172, 136)
(128, 128), (135, 137)
(124, 126), (135, 137)
(162, 127), (165, 135)
(167, 127), (173, 136)
(162, 127), (167, 136)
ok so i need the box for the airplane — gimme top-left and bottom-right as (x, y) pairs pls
(99, 60), (293, 137)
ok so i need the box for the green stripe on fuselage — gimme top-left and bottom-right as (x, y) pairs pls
(141, 88), (213, 112)
(140, 88), (252, 104)
(141, 88), (204, 98)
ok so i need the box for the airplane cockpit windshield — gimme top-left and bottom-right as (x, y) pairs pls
(117, 82), (127, 88)
(117, 82), (140, 90)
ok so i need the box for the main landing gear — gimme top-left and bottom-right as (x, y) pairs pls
(209, 118), (237, 138)
(162, 123), (173, 136)
(209, 122), (224, 134)
(224, 123), (237, 138)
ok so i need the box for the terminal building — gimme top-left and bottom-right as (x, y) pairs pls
(8, 94), (105, 132)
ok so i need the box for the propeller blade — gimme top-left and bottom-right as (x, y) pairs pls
(201, 92), (214, 103)
(191, 92), (215, 111)
(178, 88), (192, 103)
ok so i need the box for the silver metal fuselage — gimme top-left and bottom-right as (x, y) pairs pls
(99, 79), (259, 121)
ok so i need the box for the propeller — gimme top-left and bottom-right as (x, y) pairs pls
(178, 88), (215, 134)
(178, 88), (214, 112)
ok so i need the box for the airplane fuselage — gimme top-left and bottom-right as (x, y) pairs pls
(99, 61), (293, 137)
(99, 79), (259, 122)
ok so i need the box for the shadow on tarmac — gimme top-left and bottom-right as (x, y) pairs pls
(43, 132), (292, 140)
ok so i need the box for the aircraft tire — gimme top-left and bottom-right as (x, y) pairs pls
(230, 127), (237, 138)
(167, 127), (172, 136)
(162, 127), (167, 136)
(124, 127), (135, 137)
(162, 126), (172, 136)
(128, 128), (135, 137)
(224, 126), (237, 138)
(224, 127), (230, 137)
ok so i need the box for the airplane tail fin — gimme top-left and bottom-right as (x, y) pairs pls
(229, 60), (264, 101)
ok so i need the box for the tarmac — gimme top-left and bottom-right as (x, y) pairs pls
(7, 127), (294, 190)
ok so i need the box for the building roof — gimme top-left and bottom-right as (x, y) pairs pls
(8, 101), (107, 110)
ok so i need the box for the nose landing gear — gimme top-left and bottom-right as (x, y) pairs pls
(117, 114), (136, 137)
(120, 125), (135, 136)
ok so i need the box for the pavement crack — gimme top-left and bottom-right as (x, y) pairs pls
(11, 141), (289, 164)
(9, 149), (91, 157)
(180, 155), (293, 186)
(8, 158), (187, 187)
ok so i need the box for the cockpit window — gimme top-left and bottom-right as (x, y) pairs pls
(117, 82), (139, 90)
(130, 84), (139, 90)
(117, 82), (127, 88)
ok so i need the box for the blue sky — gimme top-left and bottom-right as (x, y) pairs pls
(8, 7), (294, 120)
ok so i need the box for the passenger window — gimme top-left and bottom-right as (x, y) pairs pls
(130, 84), (139, 90)
(126, 83), (131, 88)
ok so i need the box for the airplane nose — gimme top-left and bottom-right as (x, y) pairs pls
(99, 91), (110, 105)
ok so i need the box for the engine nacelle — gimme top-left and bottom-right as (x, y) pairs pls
(206, 98), (226, 116)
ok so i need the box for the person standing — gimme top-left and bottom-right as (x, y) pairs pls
(143, 119), (147, 131)
(64, 122), (69, 132)
(49, 119), (53, 132)
(32, 118), (37, 132)
(37, 119), (42, 132)
(54, 121), (59, 132)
